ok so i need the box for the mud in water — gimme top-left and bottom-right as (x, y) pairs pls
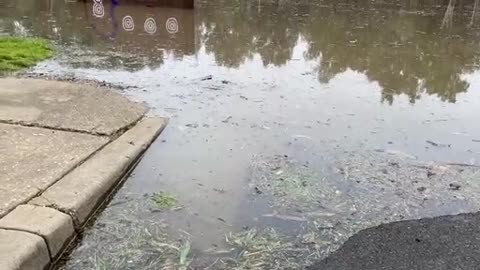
(2, 0), (480, 269)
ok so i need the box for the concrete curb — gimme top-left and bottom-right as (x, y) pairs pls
(0, 205), (74, 259)
(0, 229), (50, 270)
(0, 117), (168, 270)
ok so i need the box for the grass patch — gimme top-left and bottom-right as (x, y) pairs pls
(250, 155), (324, 209)
(271, 169), (318, 202)
(0, 37), (53, 72)
(153, 240), (192, 269)
(220, 228), (321, 269)
(151, 192), (180, 210)
(58, 195), (192, 270)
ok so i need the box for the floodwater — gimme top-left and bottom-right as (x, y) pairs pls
(2, 0), (480, 268)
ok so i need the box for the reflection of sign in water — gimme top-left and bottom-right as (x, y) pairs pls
(90, 0), (182, 35)
(165, 17), (178, 34)
(116, 15), (180, 35)
(122, 16), (135, 31)
(85, 1), (195, 56)
(144, 18), (157, 34)
(92, 1), (105, 18)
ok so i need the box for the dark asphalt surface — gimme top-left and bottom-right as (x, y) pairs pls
(309, 212), (480, 270)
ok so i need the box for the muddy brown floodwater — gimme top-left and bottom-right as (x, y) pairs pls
(2, 0), (480, 269)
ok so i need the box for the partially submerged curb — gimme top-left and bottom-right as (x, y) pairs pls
(0, 117), (168, 270)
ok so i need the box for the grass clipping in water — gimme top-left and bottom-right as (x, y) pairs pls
(221, 228), (320, 270)
(250, 155), (328, 210)
(59, 195), (192, 270)
(151, 192), (182, 210)
(0, 37), (53, 72)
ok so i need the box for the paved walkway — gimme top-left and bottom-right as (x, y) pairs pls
(0, 78), (167, 270)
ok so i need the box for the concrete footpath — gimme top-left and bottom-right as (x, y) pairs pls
(0, 78), (167, 270)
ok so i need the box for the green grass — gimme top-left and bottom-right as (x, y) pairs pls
(151, 192), (180, 210)
(0, 37), (53, 72)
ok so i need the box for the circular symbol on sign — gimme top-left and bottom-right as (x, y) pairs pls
(122, 16), (135, 31)
(144, 18), (157, 34)
(165, 17), (178, 34)
(92, 2), (104, 18)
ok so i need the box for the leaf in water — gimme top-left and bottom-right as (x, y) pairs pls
(179, 240), (191, 269)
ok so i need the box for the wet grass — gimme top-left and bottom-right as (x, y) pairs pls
(243, 153), (480, 268)
(0, 37), (53, 72)
(84, 222), (192, 270)
(59, 153), (480, 270)
(153, 240), (192, 270)
(179, 241), (192, 269)
(59, 195), (192, 270)
(271, 169), (318, 203)
(216, 228), (322, 270)
(250, 155), (326, 209)
(225, 229), (290, 269)
(151, 192), (180, 210)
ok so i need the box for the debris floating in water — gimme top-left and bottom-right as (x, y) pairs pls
(200, 75), (213, 81)
(151, 191), (182, 210)
(426, 140), (451, 147)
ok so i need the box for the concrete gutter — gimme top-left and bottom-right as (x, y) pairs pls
(0, 117), (168, 270)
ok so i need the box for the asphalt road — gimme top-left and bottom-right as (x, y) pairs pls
(309, 212), (480, 270)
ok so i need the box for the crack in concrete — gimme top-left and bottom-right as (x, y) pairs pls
(25, 116), (149, 230)
(30, 199), (81, 231)
(17, 140), (113, 223)
(109, 115), (144, 140)
(0, 119), (112, 137)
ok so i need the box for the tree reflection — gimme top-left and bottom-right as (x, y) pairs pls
(198, 0), (480, 104)
(2, 0), (480, 103)
(199, 2), (301, 67)
(304, 8), (477, 103)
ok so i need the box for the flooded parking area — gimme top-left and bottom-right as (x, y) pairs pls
(2, 0), (480, 268)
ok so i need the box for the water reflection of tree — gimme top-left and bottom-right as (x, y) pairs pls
(198, 0), (480, 103)
(5, 0), (480, 103)
(303, 7), (478, 104)
(199, 1), (302, 67)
